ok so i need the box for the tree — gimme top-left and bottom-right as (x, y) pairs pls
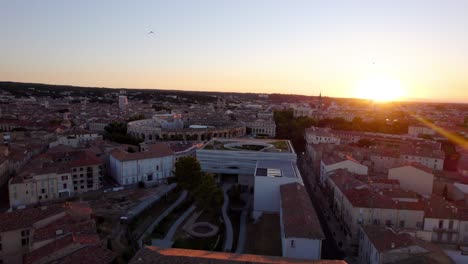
(104, 122), (143, 146)
(192, 175), (223, 212)
(174, 157), (203, 191)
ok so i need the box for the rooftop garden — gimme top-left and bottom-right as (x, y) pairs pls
(203, 140), (291, 153)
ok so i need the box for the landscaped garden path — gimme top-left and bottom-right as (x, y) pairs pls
(152, 204), (196, 248)
(222, 184), (233, 252)
(137, 190), (188, 247)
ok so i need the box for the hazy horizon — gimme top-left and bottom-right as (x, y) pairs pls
(2, 1), (468, 103)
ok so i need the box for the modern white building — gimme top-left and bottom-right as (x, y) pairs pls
(253, 160), (303, 219)
(197, 138), (296, 176)
(109, 143), (174, 186)
(388, 164), (434, 196)
(280, 183), (324, 260)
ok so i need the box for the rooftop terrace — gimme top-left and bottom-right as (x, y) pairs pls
(201, 138), (294, 154)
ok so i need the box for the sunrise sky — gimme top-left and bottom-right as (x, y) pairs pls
(1, 0), (468, 102)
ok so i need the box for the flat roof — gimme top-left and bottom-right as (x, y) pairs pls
(201, 138), (294, 154)
(255, 160), (299, 179)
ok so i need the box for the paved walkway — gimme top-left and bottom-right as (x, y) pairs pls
(222, 184), (233, 252)
(152, 204), (196, 248)
(235, 194), (251, 253)
(137, 190), (188, 248)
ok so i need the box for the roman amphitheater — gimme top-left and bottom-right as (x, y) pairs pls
(127, 113), (245, 141)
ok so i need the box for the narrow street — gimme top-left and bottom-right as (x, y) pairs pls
(297, 154), (345, 260)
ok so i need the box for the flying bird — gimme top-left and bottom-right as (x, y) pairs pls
(148, 30), (155, 34)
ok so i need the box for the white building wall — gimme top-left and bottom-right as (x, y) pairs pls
(109, 155), (174, 186)
(282, 237), (321, 260)
(388, 166), (434, 195)
(359, 230), (380, 264)
(320, 160), (368, 185)
(253, 176), (300, 217)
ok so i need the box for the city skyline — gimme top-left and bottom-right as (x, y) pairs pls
(2, 0), (468, 103)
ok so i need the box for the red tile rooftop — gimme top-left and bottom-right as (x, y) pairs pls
(389, 162), (434, 174)
(51, 245), (116, 264)
(110, 142), (174, 161)
(0, 205), (65, 232)
(361, 226), (415, 253)
(422, 195), (460, 219)
(343, 188), (424, 211)
(280, 183), (325, 240)
(130, 246), (346, 264)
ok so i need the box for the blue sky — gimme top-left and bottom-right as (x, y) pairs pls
(1, 0), (468, 101)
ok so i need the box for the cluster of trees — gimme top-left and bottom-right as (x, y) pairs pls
(174, 157), (223, 213)
(103, 122), (143, 146)
(317, 116), (409, 134)
(274, 109), (410, 152)
(274, 110), (315, 153)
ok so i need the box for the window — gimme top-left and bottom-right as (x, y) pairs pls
(41, 188), (45, 194)
(373, 219), (380, 225)
(63, 183), (67, 189)
(449, 220), (454, 229)
(148, 174), (153, 181)
(80, 168), (83, 171)
(73, 168), (77, 172)
(439, 220), (443, 229)
(156, 165), (159, 171)
(290, 240), (295, 248)
(416, 221), (422, 228)
(385, 220), (392, 226)
(399, 221), (405, 228)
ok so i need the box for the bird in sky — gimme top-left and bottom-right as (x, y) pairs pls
(148, 30), (154, 34)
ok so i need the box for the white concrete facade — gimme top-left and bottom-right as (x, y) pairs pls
(109, 155), (174, 186)
(388, 165), (434, 196)
(281, 237), (321, 260)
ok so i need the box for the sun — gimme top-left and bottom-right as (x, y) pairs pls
(354, 75), (406, 102)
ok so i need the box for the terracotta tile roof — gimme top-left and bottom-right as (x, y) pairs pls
(130, 246), (346, 264)
(24, 233), (74, 264)
(110, 142), (174, 161)
(68, 150), (103, 167)
(0, 205), (64, 232)
(389, 162), (434, 174)
(24, 234), (103, 264)
(422, 195), (460, 219)
(52, 245), (116, 264)
(280, 183), (325, 240)
(342, 187), (424, 211)
(33, 216), (96, 241)
(361, 226), (415, 252)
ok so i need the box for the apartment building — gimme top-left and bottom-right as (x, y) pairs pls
(8, 149), (103, 208)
